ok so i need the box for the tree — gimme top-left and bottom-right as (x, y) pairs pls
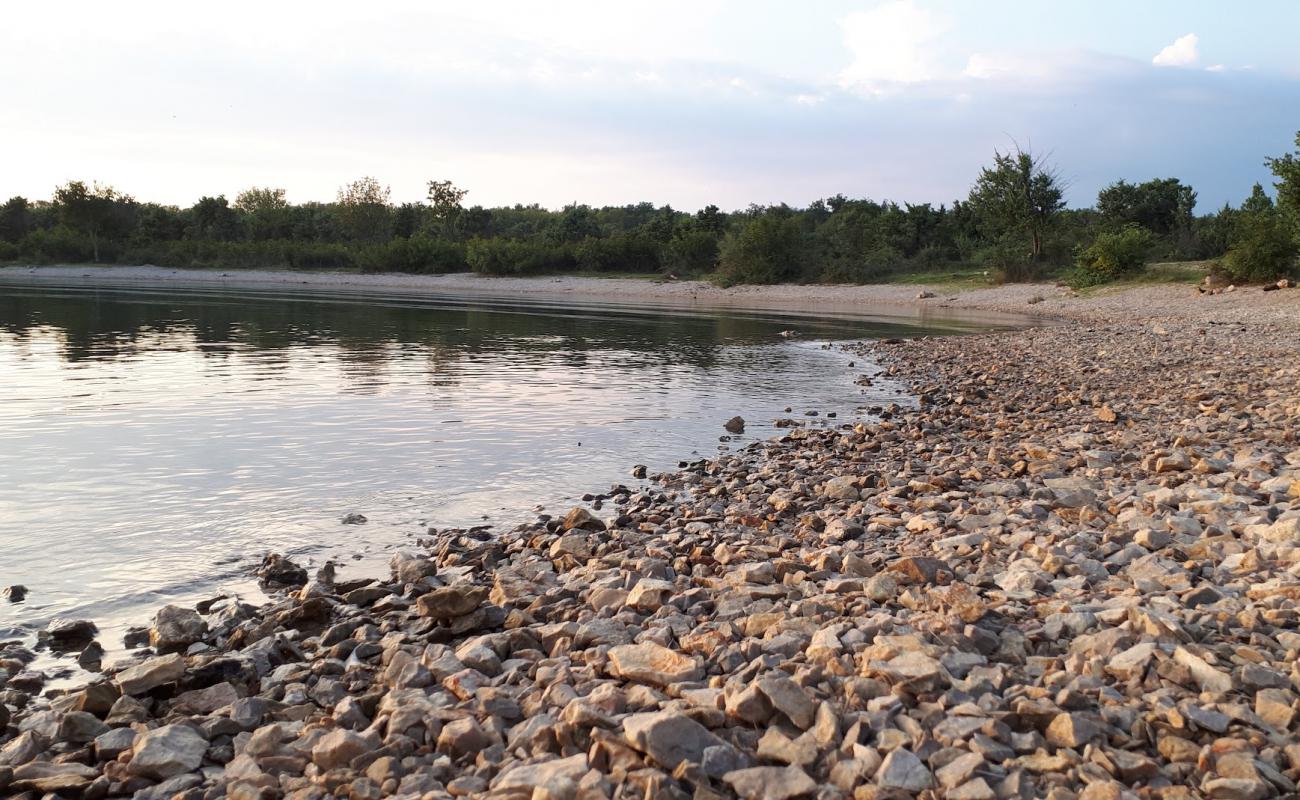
(717, 211), (806, 285)
(1096, 178), (1196, 237)
(336, 177), (392, 243)
(52, 180), (135, 262)
(188, 196), (240, 240)
(1265, 131), (1300, 227)
(0, 196), (32, 243)
(426, 180), (468, 220)
(967, 147), (1065, 272)
(234, 187), (288, 214)
(1222, 183), (1297, 282)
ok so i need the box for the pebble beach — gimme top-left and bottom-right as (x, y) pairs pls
(3, 274), (1300, 800)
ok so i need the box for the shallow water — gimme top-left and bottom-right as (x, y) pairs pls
(0, 280), (1007, 662)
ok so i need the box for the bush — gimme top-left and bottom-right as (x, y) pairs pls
(357, 237), (466, 274)
(119, 240), (357, 271)
(717, 214), (806, 285)
(573, 234), (661, 273)
(466, 239), (575, 275)
(0, 240), (17, 261)
(20, 226), (98, 263)
(663, 230), (719, 275)
(815, 244), (902, 284)
(1221, 213), (1298, 283)
(1068, 225), (1154, 287)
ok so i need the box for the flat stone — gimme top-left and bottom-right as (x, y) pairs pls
(623, 710), (731, 769)
(1174, 646), (1233, 694)
(876, 748), (933, 791)
(9, 762), (98, 793)
(415, 584), (488, 619)
(115, 653), (187, 695)
(607, 642), (701, 686)
(149, 604), (208, 653)
(1046, 712), (1104, 749)
(755, 674), (817, 729)
(311, 728), (376, 771)
(723, 765), (817, 800)
(129, 724), (208, 780)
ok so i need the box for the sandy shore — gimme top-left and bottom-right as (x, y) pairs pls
(6, 264), (1293, 327)
(3, 271), (1300, 799)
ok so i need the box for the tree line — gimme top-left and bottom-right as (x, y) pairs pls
(1, 132), (1297, 286)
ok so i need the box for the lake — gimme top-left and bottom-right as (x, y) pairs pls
(0, 279), (1006, 664)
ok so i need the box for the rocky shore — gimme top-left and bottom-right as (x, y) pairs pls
(3, 286), (1300, 799)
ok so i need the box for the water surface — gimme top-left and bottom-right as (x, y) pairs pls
(0, 281), (1005, 660)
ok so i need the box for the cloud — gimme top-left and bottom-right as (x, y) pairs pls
(837, 1), (950, 92)
(1153, 33), (1200, 67)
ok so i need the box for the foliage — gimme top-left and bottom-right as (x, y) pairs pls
(52, 180), (135, 262)
(426, 180), (468, 220)
(357, 237), (467, 274)
(1265, 131), (1300, 228)
(573, 234), (661, 273)
(1096, 178), (1196, 236)
(0, 196), (32, 243)
(1221, 184), (1298, 282)
(1068, 225), (1155, 287)
(967, 147), (1065, 275)
(717, 211), (806, 285)
(336, 177), (392, 243)
(662, 229), (720, 275)
(466, 239), (575, 275)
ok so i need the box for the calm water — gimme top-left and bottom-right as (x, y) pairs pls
(0, 280), (1004, 659)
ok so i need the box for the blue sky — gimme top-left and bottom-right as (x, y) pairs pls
(2, 0), (1297, 212)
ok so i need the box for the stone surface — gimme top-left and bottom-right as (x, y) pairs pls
(129, 724), (208, 780)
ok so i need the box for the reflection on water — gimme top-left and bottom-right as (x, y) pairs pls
(0, 282), (997, 657)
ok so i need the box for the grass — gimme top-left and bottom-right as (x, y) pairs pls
(1070, 260), (1213, 296)
(876, 266), (996, 292)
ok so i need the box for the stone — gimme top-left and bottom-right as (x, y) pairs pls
(311, 728), (375, 771)
(823, 476), (860, 501)
(1045, 713), (1103, 749)
(626, 578), (675, 612)
(341, 512), (367, 524)
(115, 653), (187, 695)
(877, 748), (933, 791)
(755, 674), (817, 729)
(494, 754), (589, 791)
(723, 766), (817, 800)
(129, 724), (208, 780)
(149, 604), (208, 653)
(57, 710), (108, 743)
(416, 584), (488, 619)
(3, 585), (27, 602)
(561, 507), (605, 531)
(1255, 688), (1295, 729)
(256, 553), (307, 586)
(725, 416), (746, 434)
(94, 727), (138, 760)
(9, 762), (98, 793)
(1173, 646), (1233, 694)
(623, 710), (731, 769)
(45, 617), (97, 647)
(438, 717), (492, 758)
(607, 643), (701, 686)
(936, 752), (985, 789)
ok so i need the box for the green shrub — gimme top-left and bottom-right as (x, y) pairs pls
(0, 240), (17, 261)
(662, 230), (719, 275)
(20, 226), (98, 263)
(815, 244), (902, 284)
(357, 237), (466, 274)
(573, 234), (661, 273)
(1221, 213), (1298, 283)
(1068, 224), (1154, 287)
(717, 214), (806, 285)
(466, 239), (575, 275)
(120, 239), (357, 271)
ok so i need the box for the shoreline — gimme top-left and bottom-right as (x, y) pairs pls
(2, 278), (1300, 798)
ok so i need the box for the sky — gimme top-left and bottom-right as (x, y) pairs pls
(2, 0), (1298, 213)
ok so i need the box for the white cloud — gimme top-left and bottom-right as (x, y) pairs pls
(837, 1), (950, 92)
(1153, 33), (1199, 67)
